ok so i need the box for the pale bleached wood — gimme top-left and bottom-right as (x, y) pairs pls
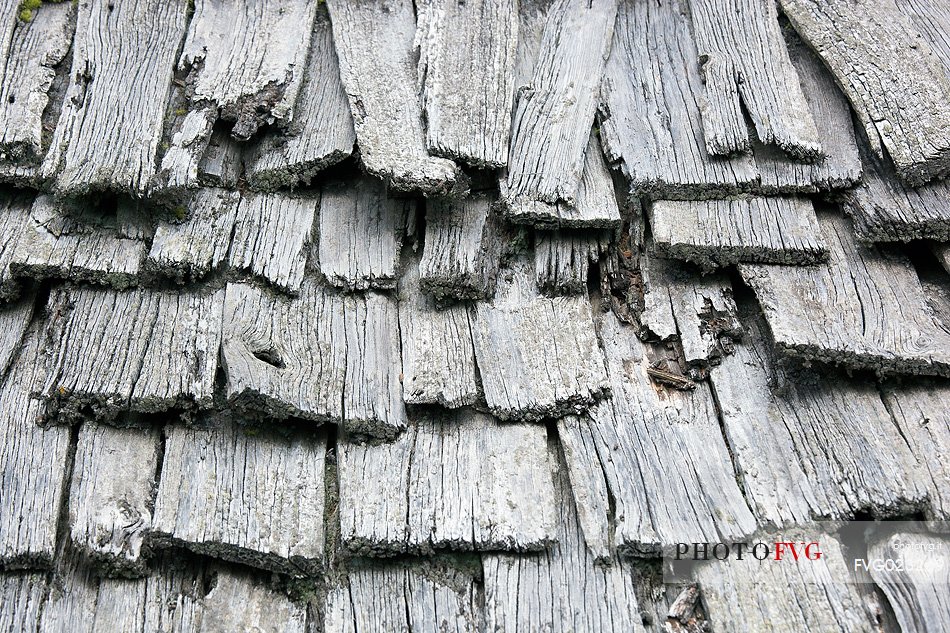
(781, 0), (950, 185)
(0, 192), (30, 301)
(649, 197), (826, 269)
(868, 532), (950, 633)
(199, 566), (307, 633)
(0, 294), (33, 379)
(40, 0), (188, 196)
(0, 571), (45, 632)
(534, 230), (605, 295)
(740, 212), (950, 377)
(415, 0), (518, 168)
(898, 0), (950, 70)
(326, 0), (467, 197)
(470, 259), (609, 421)
(197, 128), (244, 189)
(151, 106), (216, 200)
(152, 421), (325, 576)
(69, 422), (160, 577)
(317, 177), (412, 291)
(221, 281), (407, 439)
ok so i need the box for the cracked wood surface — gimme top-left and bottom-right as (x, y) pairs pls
(868, 532), (950, 633)
(0, 192), (32, 300)
(534, 230), (605, 295)
(740, 212), (950, 377)
(338, 409), (555, 556)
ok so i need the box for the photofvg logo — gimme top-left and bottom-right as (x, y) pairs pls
(673, 540), (823, 562)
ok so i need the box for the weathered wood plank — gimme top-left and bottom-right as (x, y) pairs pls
(338, 409), (555, 555)
(221, 281), (407, 439)
(40, 0), (188, 196)
(470, 259), (609, 421)
(534, 230), (605, 295)
(558, 309), (755, 557)
(933, 242), (950, 276)
(68, 422), (160, 577)
(740, 212), (950, 377)
(151, 106), (217, 200)
(780, 0), (950, 185)
(0, 571), (45, 632)
(197, 127), (244, 189)
(649, 197), (827, 269)
(415, 0), (517, 168)
(898, 0), (950, 70)
(689, 0), (820, 160)
(42, 286), (225, 423)
(228, 192), (318, 294)
(0, 192), (30, 301)
(200, 566), (307, 632)
(317, 177), (411, 291)
(246, 9), (355, 191)
(152, 421), (325, 576)
(868, 532), (950, 633)
(398, 260), (480, 408)
(326, 0), (467, 197)
(419, 194), (503, 301)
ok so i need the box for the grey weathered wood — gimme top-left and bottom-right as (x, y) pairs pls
(868, 532), (950, 633)
(398, 260), (480, 408)
(151, 106), (217, 200)
(935, 243), (950, 276)
(558, 309), (755, 557)
(470, 259), (609, 421)
(534, 230), (605, 295)
(326, 0), (467, 197)
(0, 1), (74, 164)
(246, 9), (355, 191)
(689, 0), (820, 160)
(325, 560), (481, 633)
(228, 192), (318, 294)
(221, 281), (407, 439)
(0, 192), (30, 301)
(483, 447), (646, 632)
(338, 409), (555, 555)
(781, 0), (950, 185)
(0, 294), (33, 379)
(69, 422), (160, 577)
(0, 571), (45, 632)
(152, 421), (326, 576)
(197, 127), (244, 188)
(419, 194), (503, 301)
(40, 0), (188, 196)
(649, 197), (827, 269)
(415, 0), (518, 168)
(42, 286), (225, 423)
(740, 212), (950, 377)
(710, 313), (927, 525)
(146, 188), (240, 283)
(898, 0), (950, 70)
(200, 566), (307, 633)
(317, 177), (411, 291)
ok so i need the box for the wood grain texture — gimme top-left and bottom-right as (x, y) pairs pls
(740, 212), (950, 377)
(40, 0), (188, 196)
(246, 9), (355, 191)
(339, 409), (555, 556)
(780, 0), (950, 185)
(0, 293), (33, 378)
(649, 196), (827, 269)
(200, 566), (307, 633)
(69, 422), (160, 577)
(221, 281), (407, 439)
(689, 0), (820, 160)
(152, 421), (326, 576)
(419, 194), (503, 301)
(42, 286), (225, 423)
(470, 259), (609, 421)
(317, 177), (412, 291)
(0, 571), (45, 632)
(327, 0), (467, 197)
(228, 192), (318, 294)
(868, 532), (950, 633)
(534, 230), (605, 295)
(559, 310), (755, 558)
(151, 106), (217, 200)
(0, 192), (30, 301)
(415, 0), (518, 168)
(198, 128), (244, 189)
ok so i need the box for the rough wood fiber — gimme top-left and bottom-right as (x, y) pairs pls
(338, 409), (555, 555)
(317, 178), (412, 291)
(0, 2), (74, 163)
(325, 561), (481, 633)
(483, 448), (646, 632)
(558, 310), (755, 558)
(534, 230), (605, 295)
(221, 281), (407, 439)
(0, 572), (46, 632)
(69, 422), (160, 577)
(200, 567), (307, 633)
(740, 212), (950, 377)
(398, 261), (480, 408)
(470, 260), (609, 421)
(246, 10), (355, 191)
(151, 106), (217, 200)
(0, 294), (33, 378)
(198, 128), (244, 188)
(228, 192), (318, 294)
(326, 0), (467, 197)
(781, 0), (950, 185)
(936, 243), (950, 276)
(152, 421), (326, 576)
(0, 193), (30, 300)
(40, 0), (188, 196)
(710, 314), (927, 525)
(649, 197), (827, 269)
(42, 286), (225, 423)
(415, 0), (517, 168)
(898, 0), (950, 70)
(146, 188), (240, 283)
(419, 194), (503, 301)
(868, 532), (950, 633)
(689, 0), (820, 160)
